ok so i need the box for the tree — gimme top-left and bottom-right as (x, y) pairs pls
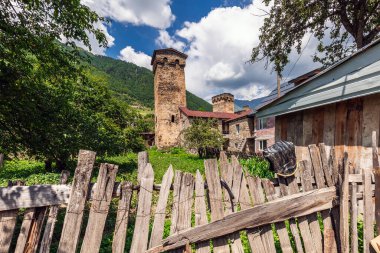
(181, 119), (225, 158)
(251, 0), (380, 73)
(0, 0), (146, 170)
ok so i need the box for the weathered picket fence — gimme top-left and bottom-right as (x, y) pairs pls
(0, 142), (378, 253)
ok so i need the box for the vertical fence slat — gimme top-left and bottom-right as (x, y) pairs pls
(112, 181), (133, 253)
(80, 163), (118, 253)
(339, 153), (350, 253)
(310, 144), (338, 253)
(284, 176), (305, 253)
(363, 168), (374, 253)
(194, 170), (210, 253)
(138, 151), (149, 183)
(39, 170), (70, 253)
(372, 131), (380, 234)
(130, 163), (154, 253)
(170, 170), (182, 234)
(351, 182), (358, 253)
(15, 208), (35, 253)
(245, 176), (267, 252)
(220, 152), (233, 215)
(204, 159), (230, 253)
(57, 150), (96, 253)
(0, 181), (20, 252)
(149, 166), (174, 248)
(262, 178), (293, 253)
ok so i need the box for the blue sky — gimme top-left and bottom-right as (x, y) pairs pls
(82, 0), (319, 101)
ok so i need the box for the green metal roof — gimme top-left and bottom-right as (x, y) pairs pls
(256, 39), (380, 118)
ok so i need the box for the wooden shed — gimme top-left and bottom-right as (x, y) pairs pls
(256, 38), (380, 170)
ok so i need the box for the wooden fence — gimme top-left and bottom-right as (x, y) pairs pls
(0, 141), (379, 253)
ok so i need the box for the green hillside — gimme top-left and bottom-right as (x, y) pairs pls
(86, 53), (212, 111)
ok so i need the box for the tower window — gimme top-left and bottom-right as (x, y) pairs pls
(171, 115), (175, 123)
(175, 59), (179, 65)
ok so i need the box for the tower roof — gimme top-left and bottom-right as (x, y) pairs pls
(151, 48), (188, 65)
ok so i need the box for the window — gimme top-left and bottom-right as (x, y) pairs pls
(258, 118), (268, 130)
(259, 140), (267, 151)
(236, 124), (240, 134)
(171, 115), (175, 123)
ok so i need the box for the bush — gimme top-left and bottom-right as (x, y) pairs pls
(240, 156), (274, 178)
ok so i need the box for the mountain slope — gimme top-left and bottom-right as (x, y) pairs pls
(235, 97), (265, 110)
(86, 54), (212, 111)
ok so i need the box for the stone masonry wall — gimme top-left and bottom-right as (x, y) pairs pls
(153, 51), (187, 149)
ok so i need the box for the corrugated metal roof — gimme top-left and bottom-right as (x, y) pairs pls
(256, 38), (380, 118)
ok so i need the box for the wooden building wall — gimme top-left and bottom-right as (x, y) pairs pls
(275, 93), (380, 170)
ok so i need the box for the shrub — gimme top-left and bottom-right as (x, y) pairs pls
(240, 156), (274, 178)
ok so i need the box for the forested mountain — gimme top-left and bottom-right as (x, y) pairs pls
(86, 53), (212, 111)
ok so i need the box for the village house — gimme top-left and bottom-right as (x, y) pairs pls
(256, 38), (380, 170)
(151, 47), (326, 153)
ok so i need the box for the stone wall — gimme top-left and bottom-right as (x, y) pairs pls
(212, 93), (234, 113)
(226, 117), (254, 152)
(153, 49), (187, 149)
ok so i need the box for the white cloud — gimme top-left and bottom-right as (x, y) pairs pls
(157, 2), (320, 100)
(60, 22), (114, 56)
(119, 46), (152, 70)
(156, 30), (186, 51)
(82, 0), (175, 29)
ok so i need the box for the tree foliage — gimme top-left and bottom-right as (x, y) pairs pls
(0, 0), (146, 170)
(251, 0), (380, 73)
(181, 118), (225, 158)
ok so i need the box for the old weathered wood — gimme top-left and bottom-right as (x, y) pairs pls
(81, 163), (118, 253)
(309, 144), (338, 253)
(0, 181), (21, 252)
(351, 182), (358, 253)
(58, 150), (96, 253)
(173, 172), (194, 253)
(170, 170), (182, 235)
(149, 166), (174, 248)
(147, 186), (337, 253)
(339, 153), (350, 253)
(282, 176), (304, 253)
(112, 181), (133, 253)
(245, 176), (266, 253)
(373, 131), (380, 234)
(262, 179), (293, 253)
(228, 156), (245, 252)
(130, 163), (154, 252)
(220, 152), (233, 214)
(363, 168), (374, 253)
(319, 143), (334, 187)
(194, 170), (210, 253)
(0, 184), (71, 211)
(138, 151), (149, 183)
(39, 170), (70, 253)
(204, 159), (229, 253)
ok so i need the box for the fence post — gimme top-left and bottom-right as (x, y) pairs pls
(57, 150), (96, 253)
(339, 153), (350, 253)
(373, 131), (380, 234)
(138, 151), (149, 183)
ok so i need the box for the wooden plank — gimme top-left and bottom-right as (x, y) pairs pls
(39, 171), (70, 253)
(170, 170), (182, 235)
(15, 207), (47, 253)
(130, 163), (154, 252)
(80, 163), (118, 253)
(262, 179), (293, 253)
(309, 145), (338, 253)
(0, 184), (71, 211)
(319, 143), (334, 187)
(323, 104), (336, 157)
(112, 181), (133, 253)
(147, 186), (337, 253)
(312, 108), (325, 144)
(220, 152), (233, 214)
(0, 181), (21, 252)
(194, 170), (210, 253)
(345, 98), (363, 171)
(363, 168), (374, 253)
(334, 100), (347, 162)
(275, 116), (282, 141)
(228, 156), (245, 252)
(339, 153), (350, 253)
(149, 166), (174, 248)
(138, 151), (149, 183)
(204, 159), (230, 253)
(245, 176), (267, 253)
(351, 183), (358, 253)
(297, 160), (320, 253)
(283, 176), (305, 253)
(58, 150), (96, 253)
(373, 131), (380, 234)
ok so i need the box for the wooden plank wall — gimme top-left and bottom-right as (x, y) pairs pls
(275, 93), (380, 169)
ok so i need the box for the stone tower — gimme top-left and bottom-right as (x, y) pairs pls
(212, 93), (234, 113)
(151, 48), (187, 149)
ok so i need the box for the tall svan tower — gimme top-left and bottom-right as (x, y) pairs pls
(151, 48), (187, 149)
